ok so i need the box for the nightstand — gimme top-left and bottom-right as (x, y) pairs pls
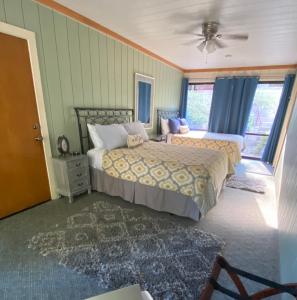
(149, 134), (166, 142)
(52, 154), (91, 203)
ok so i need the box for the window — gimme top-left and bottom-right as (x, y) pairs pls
(186, 83), (213, 130)
(242, 82), (284, 159)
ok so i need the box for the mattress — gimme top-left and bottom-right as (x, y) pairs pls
(168, 130), (245, 151)
(101, 141), (229, 217)
(168, 130), (244, 172)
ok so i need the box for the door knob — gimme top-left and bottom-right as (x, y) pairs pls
(34, 136), (43, 142)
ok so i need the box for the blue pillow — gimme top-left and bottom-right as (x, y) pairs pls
(179, 118), (188, 126)
(168, 118), (180, 134)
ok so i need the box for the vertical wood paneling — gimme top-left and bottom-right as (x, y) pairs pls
(79, 25), (93, 107)
(107, 38), (115, 108)
(127, 47), (134, 108)
(0, 0), (6, 22)
(114, 40), (122, 108)
(98, 34), (109, 107)
(121, 44), (128, 108)
(278, 88), (297, 291)
(53, 13), (77, 148)
(89, 30), (101, 106)
(133, 49), (139, 74)
(67, 19), (83, 108)
(139, 52), (144, 74)
(3, 0), (24, 27)
(2, 0), (182, 154)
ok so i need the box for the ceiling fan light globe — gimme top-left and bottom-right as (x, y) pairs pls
(206, 40), (216, 53)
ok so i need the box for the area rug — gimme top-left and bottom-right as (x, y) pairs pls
(226, 175), (266, 193)
(28, 198), (224, 299)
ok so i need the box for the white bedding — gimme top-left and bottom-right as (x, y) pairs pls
(87, 148), (106, 170)
(168, 130), (245, 151)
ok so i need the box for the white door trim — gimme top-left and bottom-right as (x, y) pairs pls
(0, 21), (57, 199)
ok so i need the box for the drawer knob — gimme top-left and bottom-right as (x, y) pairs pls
(76, 162), (81, 167)
(77, 182), (84, 187)
(76, 173), (82, 177)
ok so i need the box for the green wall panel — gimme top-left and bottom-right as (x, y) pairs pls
(79, 25), (93, 107)
(3, 0), (24, 27)
(1, 0), (183, 154)
(89, 30), (101, 106)
(0, 0), (6, 22)
(121, 44), (128, 109)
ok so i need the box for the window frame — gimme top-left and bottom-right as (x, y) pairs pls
(187, 82), (214, 131)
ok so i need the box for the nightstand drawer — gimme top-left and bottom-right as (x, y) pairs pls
(67, 158), (88, 170)
(68, 166), (89, 182)
(70, 177), (89, 191)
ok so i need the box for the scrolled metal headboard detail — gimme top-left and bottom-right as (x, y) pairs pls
(157, 109), (179, 134)
(74, 107), (134, 153)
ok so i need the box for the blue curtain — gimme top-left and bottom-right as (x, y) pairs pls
(208, 76), (259, 135)
(179, 78), (189, 118)
(262, 74), (296, 164)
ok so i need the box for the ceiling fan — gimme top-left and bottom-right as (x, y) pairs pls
(182, 21), (249, 54)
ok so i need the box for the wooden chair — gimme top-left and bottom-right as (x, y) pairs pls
(199, 255), (297, 299)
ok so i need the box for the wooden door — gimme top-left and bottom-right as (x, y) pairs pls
(0, 32), (50, 218)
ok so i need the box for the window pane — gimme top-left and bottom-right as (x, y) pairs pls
(186, 84), (213, 130)
(243, 135), (269, 159)
(246, 83), (283, 134)
(243, 82), (283, 159)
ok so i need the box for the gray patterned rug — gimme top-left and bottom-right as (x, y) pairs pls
(226, 175), (266, 194)
(28, 198), (224, 299)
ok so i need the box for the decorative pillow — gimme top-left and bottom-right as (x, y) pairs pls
(168, 118), (180, 134)
(87, 124), (104, 149)
(180, 125), (190, 134)
(161, 118), (170, 135)
(123, 121), (149, 141)
(179, 118), (189, 126)
(127, 134), (144, 148)
(95, 124), (128, 150)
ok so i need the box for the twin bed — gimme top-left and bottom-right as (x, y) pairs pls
(75, 107), (242, 221)
(157, 110), (245, 174)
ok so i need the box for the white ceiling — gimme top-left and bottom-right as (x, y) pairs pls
(56, 0), (297, 70)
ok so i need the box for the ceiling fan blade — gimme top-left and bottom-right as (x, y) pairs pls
(213, 38), (227, 49)
(182, 38), (204, 46)
(206, 40), (216, 54)
(218, 33), (249, 40)
(197, 41), (206, 52)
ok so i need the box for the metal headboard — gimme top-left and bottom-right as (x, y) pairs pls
(74, 107), (134, 154)
(157, 109), (180, 134)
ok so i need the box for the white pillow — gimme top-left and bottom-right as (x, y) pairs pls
(180, 125), (190, 134)
(161, 118), (170, 135)
(87, 124), (104, 149)
(95, 124), (128, 150)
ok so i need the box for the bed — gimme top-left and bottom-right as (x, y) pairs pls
(75, 107), (229, 221)
(157, 109), (245, 173)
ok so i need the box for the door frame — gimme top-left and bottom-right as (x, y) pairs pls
(0, 21), (57, 199)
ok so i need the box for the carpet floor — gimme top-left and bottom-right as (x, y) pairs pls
(0, 160), (279, 300)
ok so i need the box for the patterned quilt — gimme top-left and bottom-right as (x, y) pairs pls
(170, 135), (241, 174)
(102, 142), (228, 216)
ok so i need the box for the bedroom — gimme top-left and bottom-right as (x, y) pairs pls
(0, 0), (297, 299)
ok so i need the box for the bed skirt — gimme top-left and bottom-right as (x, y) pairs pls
(90, 167), (202, 221)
